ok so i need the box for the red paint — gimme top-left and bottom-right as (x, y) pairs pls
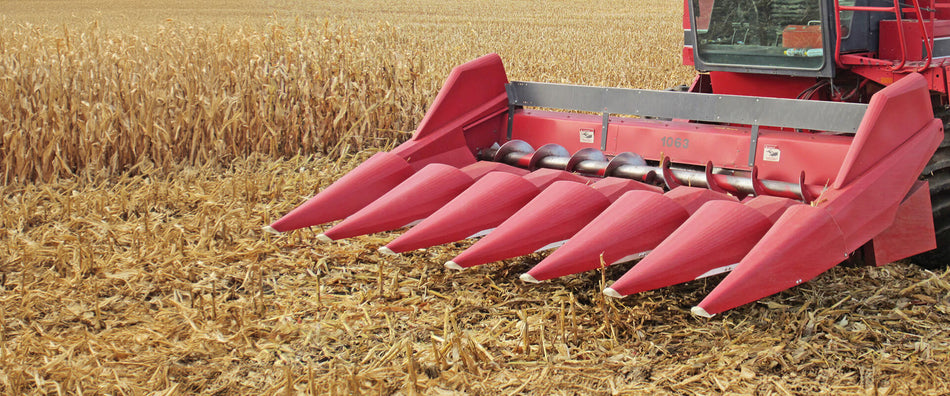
(271, 44), (945, 316)
(708, 72), (818, 99)
(697, 204), (849, 316)
(449, 178), (660, 268)
(525, 187), (735, 282)
(868, 181), (937, 265)
(696, 75), (942, 315)
(878, 20), (950, 62)
(834, 73), (936, 189)
(268, 151), (415, 232)
(321, 162), (526, 241)
(269, 54), (510, 232)
(609, 197), (796, 296)
(383, 169), (590, 253)
(512, 109), (852, 186)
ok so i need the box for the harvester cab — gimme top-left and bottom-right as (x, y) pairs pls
(689, 0), (834, 76)
(267, 0), (950, 316)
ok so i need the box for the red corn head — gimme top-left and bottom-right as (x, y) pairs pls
(266, 151), (417, 233)
(317, 162), (526, 242)
(266, 53), (511, 234)
(523, 187), (736, 282)
(604, 195), (797, 297)
(692, 204), (845, 317)
(383, 169), (590, 255)
(270, 50), (945, 317)
(693, 74), (943, 317)
(447, 177), (661, 268)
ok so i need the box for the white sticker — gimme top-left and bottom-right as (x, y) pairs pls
(579, 129), (595, 143)
(695, 263), (738, 279)
(763, 145), (781, 162)
(465, 228), (495, 239)
(534, 240), (568, 252)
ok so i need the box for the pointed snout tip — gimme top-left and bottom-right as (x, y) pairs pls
(519, 273), (540, 284)
(444, 261), (463, 270)
(691, 306), (715, 318)
(262, 225), (282, 235)
(378, 246), (397, 256)
(602, 287), (623, 299)
(316, 233), (333, 243)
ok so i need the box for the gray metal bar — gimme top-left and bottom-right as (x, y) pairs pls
(507, 81), (605, 113)
(506, 81), (868, 133)
(504, 84), (518, 140)
(683, 30), (695, 47)
(748, 124), (760, 167)
(601, 111), (609, 151)
(506, 104), (516, 140)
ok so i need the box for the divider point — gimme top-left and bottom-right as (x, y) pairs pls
(444, 261), (463, 270)
(602, 287), (622, 299)
(316, 233), (333, 243)
(262, 225), (281, 235)
(378, 246), (397, 256)
(519, 273), (540, 284)
(691, 306), (715, 318)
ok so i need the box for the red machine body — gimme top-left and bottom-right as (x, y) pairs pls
(268, 0), (950, 316)
(682, 0), (950, 97)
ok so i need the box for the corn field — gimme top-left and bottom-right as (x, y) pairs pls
(3, 0), (950, 394)
(0, 20), (434, 183)
(0, 0), (691, 183)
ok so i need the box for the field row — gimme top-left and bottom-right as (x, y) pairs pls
(0, 0), (690, 183)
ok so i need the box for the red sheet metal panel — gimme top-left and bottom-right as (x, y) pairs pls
(511, 109), (852, 186)
(869, 180), (937, 265)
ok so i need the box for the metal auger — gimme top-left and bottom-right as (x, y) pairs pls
(479, 140), (813, 202)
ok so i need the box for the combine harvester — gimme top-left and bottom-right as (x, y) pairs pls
(267, 0), (950, 316)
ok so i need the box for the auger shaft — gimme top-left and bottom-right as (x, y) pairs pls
(479, 143), (808, 200)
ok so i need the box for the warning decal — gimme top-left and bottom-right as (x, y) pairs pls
(579, 129), (595, 143)
(763, 145), (781, 162)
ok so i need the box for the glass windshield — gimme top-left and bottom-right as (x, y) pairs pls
(691, 0), (825, 70)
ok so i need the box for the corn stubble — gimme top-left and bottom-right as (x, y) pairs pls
(2, 0), (950, 394)
(3, 154), (950, 394)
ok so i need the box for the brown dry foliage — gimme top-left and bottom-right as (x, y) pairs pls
(0, 0), (691, 183)
(0, 20), (434, 183)
(2, 154), (950, 394)
(3, 0), (950, 394)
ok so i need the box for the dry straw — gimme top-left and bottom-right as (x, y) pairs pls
(2, 138), (950, 393)
(3, 0), (950, 394)
(0, 19), (433, 183)
(0, 0), (693, 184)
